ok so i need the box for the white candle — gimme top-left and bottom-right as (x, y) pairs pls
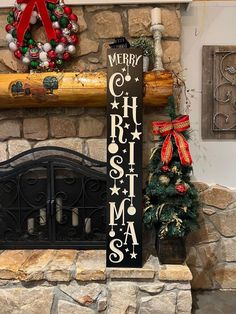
(27, 218), (34, 235)
(85, 218), (91, 234)
(151, 8), (161, 25)
(56, 197), (62, 223)
(40, 208), (46, 226)
(72, 208), (79, 227)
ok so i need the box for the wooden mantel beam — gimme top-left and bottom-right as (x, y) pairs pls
(0, 71), (173, 109)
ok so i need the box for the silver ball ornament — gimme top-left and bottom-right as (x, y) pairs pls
(39, 51), (48, 62)
(6, 33), (14, 43)
(71, 21), (79, 33)
(62, 28), (70, 36)
(52, 21), (60, 29)
(67, 45), (76, 55)
(22, 56), (30, 65)
(55, 44), (65, 54)
(43, 43), (52, 52)
(9, 42), (17, 52)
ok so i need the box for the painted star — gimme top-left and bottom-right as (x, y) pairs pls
(135, 77), (139, 82)
(122, 67), (126, 72)
(130, 252), (137, 259)
(123, 149), (127, 153)
(119, 228), (123, 232)
(125, 92), (129, 95)
(131, 129), (142, 140)
(122, 188), (128, 195)
(110, 185), (120, 195)
(111, 99), (119, 109)
(124, 123), (130, 129)
(125, 248), (129, 252)
(120, 179), (124, 184)
(129, 167), (134, 173)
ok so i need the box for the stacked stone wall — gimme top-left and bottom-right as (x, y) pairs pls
(187, 183), (236, 290)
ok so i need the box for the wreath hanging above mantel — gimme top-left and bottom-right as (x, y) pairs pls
(5, 0), (79, 70)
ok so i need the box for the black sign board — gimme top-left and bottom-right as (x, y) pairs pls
(107, 48), (143, 268)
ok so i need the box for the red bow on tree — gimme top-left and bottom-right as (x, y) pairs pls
(17, 0), (57, 44)
(152, 115), (192, 166)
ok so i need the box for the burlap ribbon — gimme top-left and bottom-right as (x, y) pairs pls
(152, 115), (192, 166)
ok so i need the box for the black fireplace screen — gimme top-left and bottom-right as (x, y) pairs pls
(0, 147), (107, 249)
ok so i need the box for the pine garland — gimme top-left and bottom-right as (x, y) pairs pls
(143, 96), (200, 239)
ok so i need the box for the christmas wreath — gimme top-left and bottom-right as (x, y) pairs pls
(5, 0), (79, 70)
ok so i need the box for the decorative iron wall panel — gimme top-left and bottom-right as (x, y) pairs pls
(202, 45), (236, 139)
(107, 48), (143, 267)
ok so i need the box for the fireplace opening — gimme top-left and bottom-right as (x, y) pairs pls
(0, 147), (107, 249)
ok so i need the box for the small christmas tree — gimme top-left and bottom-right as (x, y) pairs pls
(143, 97), (199, 239)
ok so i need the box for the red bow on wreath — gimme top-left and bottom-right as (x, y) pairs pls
(17, 0), (57, 44)
(152, 115), (192, 166)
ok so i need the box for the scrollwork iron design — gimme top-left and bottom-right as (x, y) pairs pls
(0, 146), (106, 249)
(213, 51), (236, 131)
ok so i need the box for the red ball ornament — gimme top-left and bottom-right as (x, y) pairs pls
(16, 0), (25, 3)
(47, 50), (57, 60)
(69, 34), (78, 45)
(63, 51), (70, 61)
(161, 165), (170, 172)
(175, 184), (188, 194)
(64, 6), (72, 15)
(13, 22), (18, 28)
(16, 41), (23, 47)
(69, 13), (78, 22)
(55, 29), (61, 38)
(67, 23), (72, 30)
(5, 24), (12, 32)
(14, 49), (22, 59)
(60, 36), (68, 45)
(49, 60), (56, 68)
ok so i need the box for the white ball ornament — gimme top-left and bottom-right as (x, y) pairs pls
(43, 43), (52, 52)
(6, 33), (14, 43)
(39, 51), (48, 62)
(30, 16), (37, 24)
(43, 61), (49, 68)
(32, 11), (38, 17)
(55, 44), (65, 54)
(9, 42), (17, 52)
(67, 45), (76, 55)
(20, 3), (27, 11)
(22, 56), (30, 65)
(52, 21), (60, 29)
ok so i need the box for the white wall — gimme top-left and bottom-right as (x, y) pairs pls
(181, 1), (236, 188)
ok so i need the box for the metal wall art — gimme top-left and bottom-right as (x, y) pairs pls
(107, 48), (143, 267)
(202, 46), (236, 139)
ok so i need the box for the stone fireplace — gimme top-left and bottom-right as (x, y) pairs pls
(0, 3), (196, 314)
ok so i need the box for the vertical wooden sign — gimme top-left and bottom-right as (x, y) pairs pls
(107, 48), (143, 268)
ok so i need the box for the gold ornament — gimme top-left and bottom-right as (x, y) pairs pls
(171, 166), (182, 175)
(159, 175), (170, 185)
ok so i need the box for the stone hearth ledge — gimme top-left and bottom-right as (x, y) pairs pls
(0, 249), (192, 283)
